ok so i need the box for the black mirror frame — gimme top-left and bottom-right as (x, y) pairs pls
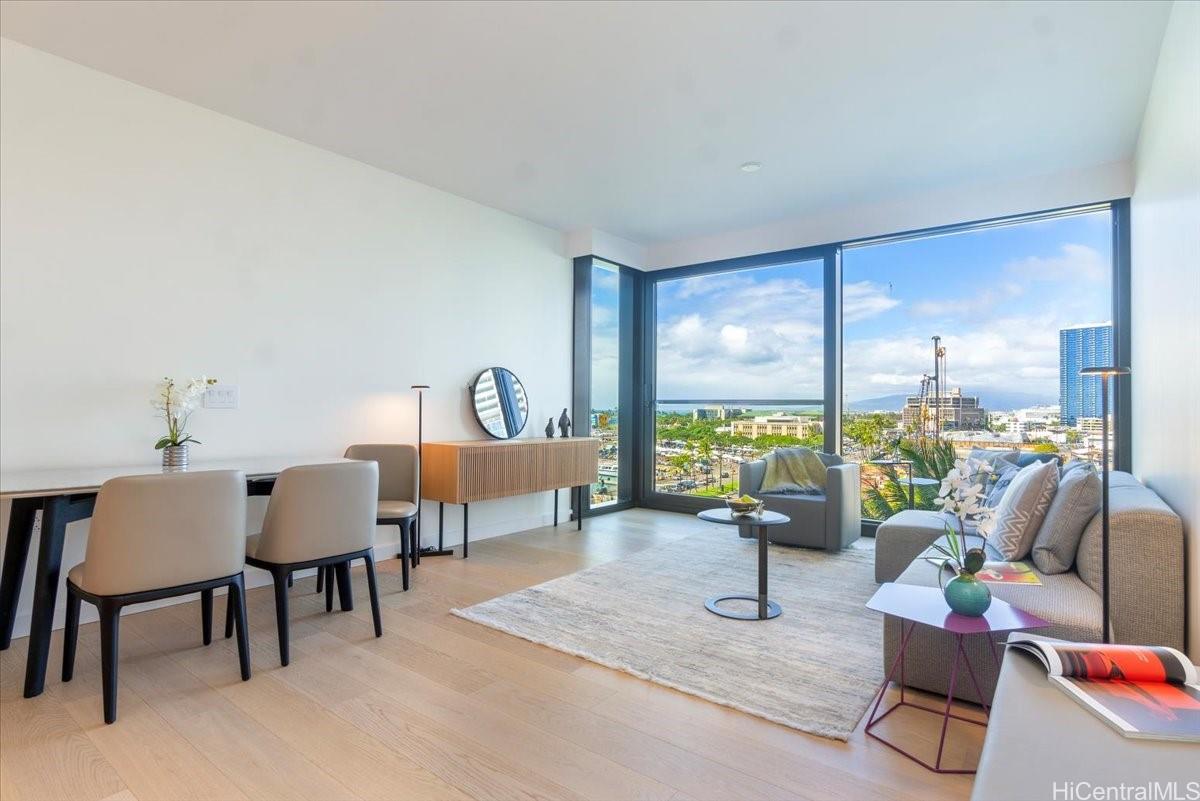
(469, 367), (529, 440)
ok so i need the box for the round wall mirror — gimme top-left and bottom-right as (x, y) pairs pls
(470, 367), (529, 439)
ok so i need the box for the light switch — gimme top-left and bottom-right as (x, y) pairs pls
(204, 384), (239, 409)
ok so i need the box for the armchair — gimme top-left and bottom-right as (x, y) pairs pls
(738, 452), (861, 551)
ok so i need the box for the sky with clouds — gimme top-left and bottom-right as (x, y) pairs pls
(590, 209), (1112, 411)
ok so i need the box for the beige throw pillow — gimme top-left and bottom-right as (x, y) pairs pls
(1031, 464), (1101, 573)
(990, 460), (1059, 560)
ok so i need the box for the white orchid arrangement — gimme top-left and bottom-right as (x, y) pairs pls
(929, 458), (998, 579)
(153, 376), (216, 450)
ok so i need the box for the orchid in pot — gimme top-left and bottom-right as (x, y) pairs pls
(930, 458), (998, 616)
(153, 376), (216, 469)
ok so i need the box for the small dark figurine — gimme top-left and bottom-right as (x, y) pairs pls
(545, 417), (555, 438)
(557, 408), (572, 438)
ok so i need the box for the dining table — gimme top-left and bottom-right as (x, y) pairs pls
(0, 454), (352, 699)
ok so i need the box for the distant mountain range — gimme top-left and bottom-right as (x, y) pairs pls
(847, 389), (1057, 413)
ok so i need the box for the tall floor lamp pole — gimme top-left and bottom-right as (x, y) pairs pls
(411, 384), (454, 557)
(1080, 365), (1129, 644)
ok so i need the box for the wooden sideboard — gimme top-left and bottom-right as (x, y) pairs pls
(421, 437), (599, 557)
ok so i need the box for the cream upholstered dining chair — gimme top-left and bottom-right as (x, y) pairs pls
(61, 470), (251, 724)
(229, 460), (382, 666)
(343, 444), (419, 591)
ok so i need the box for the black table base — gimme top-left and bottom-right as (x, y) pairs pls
(705, 593), (782, 620)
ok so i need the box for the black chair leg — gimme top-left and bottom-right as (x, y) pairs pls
(98, 599), (121, 724)
(316, 566), (324, 594)
(325, 565), (334, 612)
(271, 568), (291, 666)
(335, 562), (353, 612)
(364, 553), (383, 638)
(224, 588), (235, 639)
(201, 588), (213, 645)
(399, 521), (410, 591)
(229, 574), (251, 681)
(62, 584), (80, 682)
(412, 519), (420, 567)
(287, 573), (293, 588)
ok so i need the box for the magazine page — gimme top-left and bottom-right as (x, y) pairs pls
(976, 561), (1042, 585)
(1047, 642), (1197, 684)
(1053, 675), (1200, 742)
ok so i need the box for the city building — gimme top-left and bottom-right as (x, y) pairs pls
(730, 415), (822, 439)
(900, 388), (986, 431)
(691, 405), (748, 421)
(1060, 323), (1114, 424)
(1076, 416), (1107, 435)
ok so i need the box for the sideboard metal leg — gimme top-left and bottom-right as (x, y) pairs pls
(553, 489), (558, 527)
(462, 503), (469, 559)
(577, 486), (583, 531)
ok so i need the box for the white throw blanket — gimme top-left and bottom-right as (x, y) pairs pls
(760, 447), (827, 494)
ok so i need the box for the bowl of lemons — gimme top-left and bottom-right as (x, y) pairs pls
(726, 494), (765, 517)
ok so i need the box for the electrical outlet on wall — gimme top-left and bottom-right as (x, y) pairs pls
(203, 383), (239, 409)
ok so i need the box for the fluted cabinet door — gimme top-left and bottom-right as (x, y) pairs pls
(420, 439), (599, 504)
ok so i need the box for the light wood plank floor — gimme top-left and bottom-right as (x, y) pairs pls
(0, 509), (981, 801)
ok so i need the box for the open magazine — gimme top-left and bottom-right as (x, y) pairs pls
(1007, 635), (1200, 742)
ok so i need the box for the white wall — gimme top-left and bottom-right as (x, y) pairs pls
(1130, 1), (1200, 661)
(0, 39), (572, 636)
(644, 161), (1133, 269)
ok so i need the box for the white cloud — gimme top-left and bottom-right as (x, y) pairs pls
(910, 282), (1024, 319)
(1005, 243), (1108, 285)
(844, 280), (901, 322)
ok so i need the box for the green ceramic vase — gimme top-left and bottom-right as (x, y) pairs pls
(943, 573), (992, 617)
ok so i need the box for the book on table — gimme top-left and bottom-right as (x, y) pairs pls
(921, 555), (1043, 585)
(1007, 635), (1200, 742)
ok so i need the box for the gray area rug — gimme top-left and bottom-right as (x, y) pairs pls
(453, 531), (883, 741)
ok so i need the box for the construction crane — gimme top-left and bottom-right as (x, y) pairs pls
(932, 336), (946, 437)
(914, 337), (948, 439)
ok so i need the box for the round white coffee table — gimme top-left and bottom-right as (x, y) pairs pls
(696, 508), (791, 620)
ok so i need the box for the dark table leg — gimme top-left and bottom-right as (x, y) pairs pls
(0, 497), (40, 649)
(24, 496), (67, 697)
(757, 524), (768, 620)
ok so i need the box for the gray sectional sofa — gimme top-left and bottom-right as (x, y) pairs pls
(738, 452), (860, 551)
(874, 469), (1186, 704)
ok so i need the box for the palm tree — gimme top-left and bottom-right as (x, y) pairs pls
(697, 439), (714, 489)
(861, 436), (956, 520)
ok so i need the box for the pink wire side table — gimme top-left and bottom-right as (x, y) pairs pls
(863, 583), (1049, 774)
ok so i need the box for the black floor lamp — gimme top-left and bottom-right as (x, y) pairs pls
(411, 384), (454, 558)
(1080, 365), (1130, 644)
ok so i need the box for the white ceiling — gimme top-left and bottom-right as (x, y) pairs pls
(0, 1), (1172, 245)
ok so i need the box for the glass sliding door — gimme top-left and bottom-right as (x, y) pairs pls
(840, 206), (1117, 524)
(650, 256), (826, 507)
(589, 259), (624, 507)
(573, 256), (634, 514)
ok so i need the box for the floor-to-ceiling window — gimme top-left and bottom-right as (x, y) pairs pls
(574, 201), (1128, 524)
(589, 259), (623, 507)
(648, 255), (828, 509)
(841, 206), (1119, 523)
(573, 256), (634, 514)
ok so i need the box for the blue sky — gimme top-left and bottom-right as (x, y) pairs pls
(591, 209), (1112, 409)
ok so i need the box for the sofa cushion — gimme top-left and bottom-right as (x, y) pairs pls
(990, 460), (1059, 560)
(985, 462), (1021, 508)
(1031, 463), (1101, 574)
